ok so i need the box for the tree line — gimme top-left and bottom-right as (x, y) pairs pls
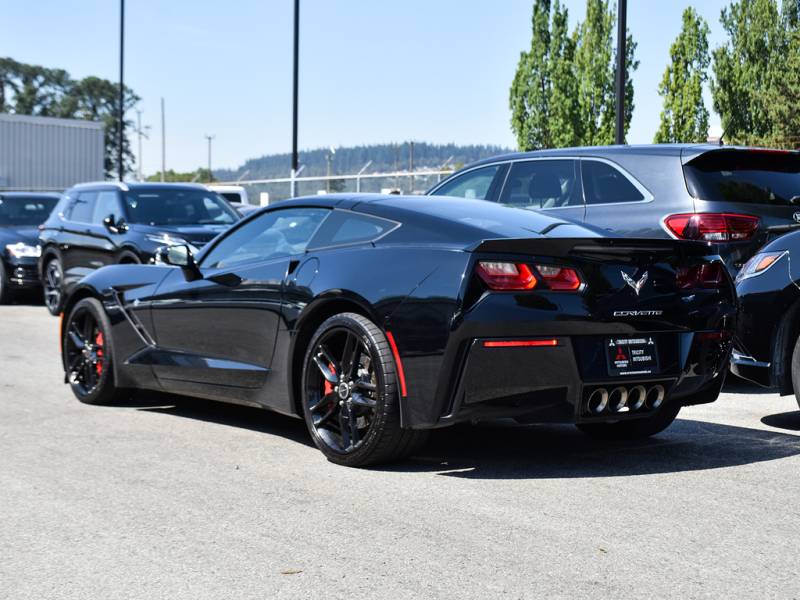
(511, 0), (800, 149)
(0, 57), (138, 178)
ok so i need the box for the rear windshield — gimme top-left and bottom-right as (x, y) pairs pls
(684, 150), (800, 206)
(0, 195), (58, 226)
(123, 189), (238, 226)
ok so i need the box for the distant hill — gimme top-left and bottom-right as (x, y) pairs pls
(214, 142), (511, 181)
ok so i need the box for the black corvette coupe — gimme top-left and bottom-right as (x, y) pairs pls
(59, 194), (735, 466)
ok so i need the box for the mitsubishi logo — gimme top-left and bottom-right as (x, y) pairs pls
(621, 271), (648, 296)
(793, 212), (800, 223)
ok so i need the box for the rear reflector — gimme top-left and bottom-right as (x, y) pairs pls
(676, 262), (725, 289)
(385, 331), (408, 397)
(535, 264), (582, 291)
(663, 213), (759, 241)
(483, 339), (559, 348)
(476, 261), (537, 290)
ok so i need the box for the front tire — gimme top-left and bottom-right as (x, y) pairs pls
(790, 335), (800, 410)
(43, 257), (64, 315)
(301, 312), (427, 467)
(576, 401), (681, 440)
(0, 261), (13, 304)
(63, 297), (128, 405)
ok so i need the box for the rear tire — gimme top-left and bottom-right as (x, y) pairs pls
(790, 334), (800, 410)
(43, 257), (64, 316)
(0, 261), (13, 304)
(576, 401), (681, 440)
(301, 312), (428, 467)
(63, 297), (128, 405)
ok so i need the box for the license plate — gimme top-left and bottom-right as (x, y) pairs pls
(606, 336), (659, 376)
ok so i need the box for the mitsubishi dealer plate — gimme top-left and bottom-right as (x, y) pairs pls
(606, 336), (659, 376)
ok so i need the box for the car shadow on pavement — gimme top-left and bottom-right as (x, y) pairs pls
(761, 410), (800, 432)
(394, 418), (800, 479)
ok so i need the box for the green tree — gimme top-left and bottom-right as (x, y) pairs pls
(711, 0), (786, 144)
(654, 8), (711, 143)
(573, 0), (638, 145)
(765, 26), (800, 147)
(509, 0), (579, 150)
(147, 168), (213, 183)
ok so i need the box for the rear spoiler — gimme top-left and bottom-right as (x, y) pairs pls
(469, 237), (716, 260)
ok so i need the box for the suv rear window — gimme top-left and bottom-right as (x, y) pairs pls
(684, 150), (800, 205)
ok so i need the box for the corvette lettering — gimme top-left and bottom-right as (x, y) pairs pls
(613, 310), (664, 317)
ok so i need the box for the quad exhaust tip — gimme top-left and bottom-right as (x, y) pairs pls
(586, 384), (666, 415)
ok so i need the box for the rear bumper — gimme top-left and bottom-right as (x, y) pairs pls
(434, 330), (731, 427)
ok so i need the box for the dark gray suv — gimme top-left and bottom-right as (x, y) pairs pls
(427, 144), (800, 271)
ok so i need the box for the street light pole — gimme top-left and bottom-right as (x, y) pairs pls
(615, 0), (628, 145)
(118, 0), (125, 181)
(205, 134), (215, 182)
(290, 0), (300, 197)
(160, 97), (166, 182)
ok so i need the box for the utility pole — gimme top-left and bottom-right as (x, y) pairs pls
(290, 0), (300, 197)
(117, 0), (125, 181)
(615, 0), (628, 145)
(205, 134), (215, 182)
(325, 147), (335, 193)
(135, 110), (150, 181)
(408, 141), (414, 194)
(160, 97), (166, 182)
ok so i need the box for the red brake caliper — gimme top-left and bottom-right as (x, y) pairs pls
(323, 364), (336, 396)
(95, 331), (104, 376)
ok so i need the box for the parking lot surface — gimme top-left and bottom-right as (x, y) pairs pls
(2, 304), (800, 599)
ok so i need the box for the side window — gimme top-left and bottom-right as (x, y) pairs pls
(498, 160), (580, 209)
(202, 208), (329, 270)
(307, 210), (396, 250)
(582, 160), (645, 205)
(69, 192), (97, 223)
(432, 165), (501, 200)
(92, 191), (121, 224)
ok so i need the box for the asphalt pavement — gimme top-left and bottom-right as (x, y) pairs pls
(2, 303), (799, 599)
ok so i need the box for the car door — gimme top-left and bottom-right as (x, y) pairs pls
(580, 158), (655, 236)
(148, 206), (330, 390)
(59, 191), (98, 287)
(85, 190), (126, 266)
(495, 159), (585, 223)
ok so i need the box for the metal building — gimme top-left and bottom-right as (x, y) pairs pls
(0, 113), (104, 191)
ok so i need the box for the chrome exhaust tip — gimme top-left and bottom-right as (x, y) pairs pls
(645, 385), (665, 409)
(587, 388), (608, 414)
(628, 385), (646, 411)
(608, 386), (629, 413)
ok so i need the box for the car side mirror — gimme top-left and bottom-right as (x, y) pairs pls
(103, 214), (128, 234)
(156, 244), (202, 281)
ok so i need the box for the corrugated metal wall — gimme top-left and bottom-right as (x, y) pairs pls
(0, 113), (104, 191)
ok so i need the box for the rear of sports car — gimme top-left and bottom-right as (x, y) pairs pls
(414, 237), (736, 430)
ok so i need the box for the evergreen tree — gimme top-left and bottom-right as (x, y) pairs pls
(573, 0), (638, 145)
(654, 8), (711, 143)
(711, 0), (786, 144)
(765, 26), (800, 147)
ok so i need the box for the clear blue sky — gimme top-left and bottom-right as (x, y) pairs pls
(1, 0), (731, 175)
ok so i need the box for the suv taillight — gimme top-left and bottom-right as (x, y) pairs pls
(676, 263), (725, 290)
(663, 213), (759, 241)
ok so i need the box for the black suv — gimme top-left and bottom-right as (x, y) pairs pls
(428, 144), (800, 273)
(0, 192), (60, 303)
(39, 182), (239, 315)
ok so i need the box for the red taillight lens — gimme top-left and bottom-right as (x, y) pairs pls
(663, 213), (759, 241)
(535, 265), (583, 291)
(476, 261), (537, 290)
(676, 263), (725, 290)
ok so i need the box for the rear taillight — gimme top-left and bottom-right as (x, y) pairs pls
(676, 263), (725, 289)
(476, 261), (537, 290)
(663, 213), (759, 241)
(534, 265), (583, 291)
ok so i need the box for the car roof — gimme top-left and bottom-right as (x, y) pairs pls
(67, 181), (214, 192)
(0, 191), (61, 199)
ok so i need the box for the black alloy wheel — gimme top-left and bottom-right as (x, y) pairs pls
(301, 313), (428, 467)
(63, 298), (126, 404)
(43, 258), (63, 315)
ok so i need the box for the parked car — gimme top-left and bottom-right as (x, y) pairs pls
(57, 194), (734, 467)
(427, 145), (800, 273)
(730, 226), (800, 405)
(39, 182), (240, 315)
(0, 192), (60, 303)
(208, 184), (249, 205)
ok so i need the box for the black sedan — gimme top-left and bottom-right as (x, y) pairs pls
(0, 192), (60, 303)
(731, 228), (800, 405)
(58, 194), (735, 466)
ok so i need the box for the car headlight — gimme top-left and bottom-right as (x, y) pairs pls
(5, 242), (41, 259)
(145, 233), (189, 246)
(736, 250), (788, 282)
